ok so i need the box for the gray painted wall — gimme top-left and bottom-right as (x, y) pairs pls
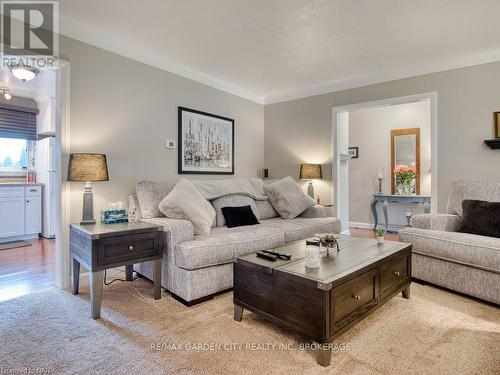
(60, 36), (264, 223)
(264, 61), (500, 212)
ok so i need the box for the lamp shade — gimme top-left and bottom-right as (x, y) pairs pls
(299, 163), (322, 180)
(67, 153), (109, 182)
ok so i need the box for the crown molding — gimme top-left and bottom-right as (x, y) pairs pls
(58, 19), (265, 105)
(263, 50), (500, 104)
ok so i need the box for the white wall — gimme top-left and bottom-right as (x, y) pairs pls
(264, 61), (500, 213)
(60, 36), (264, 223)
(348, 101), (431, 229)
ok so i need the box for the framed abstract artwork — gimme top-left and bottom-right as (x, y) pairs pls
(178, 107), (234, 174)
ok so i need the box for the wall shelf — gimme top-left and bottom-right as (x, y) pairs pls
(484, 139), (500, 149)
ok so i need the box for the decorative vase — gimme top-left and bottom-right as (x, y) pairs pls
(398, 181), (413, 195)
(377, 236), (385, 245)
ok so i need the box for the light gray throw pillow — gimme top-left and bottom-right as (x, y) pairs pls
(264, 176), (315, 219)
(159, 178), (216, 235)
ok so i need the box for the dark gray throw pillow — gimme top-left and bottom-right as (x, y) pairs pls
(457, 200), (500, 238)
(221, 205), (259, 228)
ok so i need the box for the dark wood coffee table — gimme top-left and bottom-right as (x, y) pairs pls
(233, 236), (411, 366)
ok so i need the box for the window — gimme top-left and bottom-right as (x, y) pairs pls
(0, 138), (28, 171)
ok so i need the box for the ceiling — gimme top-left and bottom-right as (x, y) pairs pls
(59, 0), (500, 104)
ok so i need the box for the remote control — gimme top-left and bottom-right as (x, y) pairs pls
(256, 251), (278, 261)
(262, 250), (292, 260)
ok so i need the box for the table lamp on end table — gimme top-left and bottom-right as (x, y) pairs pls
(67, 153), (109, 225)
(299, 163), (322, 199)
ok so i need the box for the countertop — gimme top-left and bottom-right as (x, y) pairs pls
(0, 182), (44, 186)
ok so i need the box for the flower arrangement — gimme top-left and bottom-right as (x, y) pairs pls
(375, 227), (386, 238)
(394, 165), (416, 195)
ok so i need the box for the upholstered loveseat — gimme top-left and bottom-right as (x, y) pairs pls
(399, 179), (500, 304)
(132, 178), (341, 304)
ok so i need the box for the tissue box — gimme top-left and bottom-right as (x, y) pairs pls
(100, 209), (128, 224)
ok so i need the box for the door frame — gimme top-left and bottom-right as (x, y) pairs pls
(331, 92), (438, 229)
(54, 60), (71, 289)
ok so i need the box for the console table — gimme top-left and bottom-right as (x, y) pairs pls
(371, 194), (431, 232)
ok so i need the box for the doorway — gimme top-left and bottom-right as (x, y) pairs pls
(331, 93), (438, 234)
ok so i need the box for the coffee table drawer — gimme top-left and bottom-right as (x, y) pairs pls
(330, 269), (379, 333)
(97, 232), (159, 266)
(380, 254), (410, 297)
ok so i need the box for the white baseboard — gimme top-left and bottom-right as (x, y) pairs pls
(349, 222), (373, 230)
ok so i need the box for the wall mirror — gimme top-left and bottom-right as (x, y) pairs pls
(391, 128), (420, 195)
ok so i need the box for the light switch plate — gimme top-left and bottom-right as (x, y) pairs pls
(166, 140), (176, 149)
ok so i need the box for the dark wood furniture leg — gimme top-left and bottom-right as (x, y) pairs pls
(125, 265), (134, 281)
(71, 258), (80, 295)
(234, 304), (244, 322)
(153, 259), (162, 300)
(402, 283), (411, 299)
(316, 345), (332, 367)
(89, 270), (104, 319)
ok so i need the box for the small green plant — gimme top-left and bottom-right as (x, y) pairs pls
(375, 227), (386, 237)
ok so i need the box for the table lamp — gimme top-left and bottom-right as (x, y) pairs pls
(299, 163), (322, 199)
(67, 153), (109, 225)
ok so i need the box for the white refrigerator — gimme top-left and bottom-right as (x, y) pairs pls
(35, 137), (56, 238)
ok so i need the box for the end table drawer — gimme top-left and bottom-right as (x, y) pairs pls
(380, 255), (409, 297)
(97, 232), (159, 266)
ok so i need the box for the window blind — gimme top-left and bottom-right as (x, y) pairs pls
(0, 104), (38, 140)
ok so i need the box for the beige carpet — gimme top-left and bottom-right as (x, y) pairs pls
(0, 279), (498, 375)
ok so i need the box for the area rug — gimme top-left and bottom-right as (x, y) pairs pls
(0, 280), (498, 375)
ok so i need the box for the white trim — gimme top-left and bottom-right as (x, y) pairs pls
(349, 222), (373, 230)
(331, 92), (439, 225)
(58, 24), (265, 105)
(54, 60), (71, 290)
(264, 54), (500, 104)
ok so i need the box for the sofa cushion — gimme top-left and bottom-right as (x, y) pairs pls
(446, 179), (500, 216)
(255, 199), (279, 220)
(159, 178), (216, 235)
(264, 176), (315, 219)
(211, 194), (259, 226)
(174, 225), (285, 270)
(399, 227), (500, 272)
(260, 217), (341, 243)
(136, 180), (171, 219)
(458, 200), (500, 238)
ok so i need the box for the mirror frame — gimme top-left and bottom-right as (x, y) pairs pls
(391, 128), (420, 195)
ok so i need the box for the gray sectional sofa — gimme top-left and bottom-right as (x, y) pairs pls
(399, 179), (500, 304)
(132, 178), (341, 304)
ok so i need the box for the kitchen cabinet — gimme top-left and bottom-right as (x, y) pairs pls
(0, 185), (42, 240)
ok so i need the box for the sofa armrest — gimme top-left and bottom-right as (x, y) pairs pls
(410, 214), (461, 232)
(299, 205), (327, 218)
(140, 217), (194, 250)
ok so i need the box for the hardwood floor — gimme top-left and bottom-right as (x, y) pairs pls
(349, 227), (399, 241)
(0, 238), (55, 302)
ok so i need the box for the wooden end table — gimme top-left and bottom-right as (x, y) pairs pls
(70, 222), (163, 319)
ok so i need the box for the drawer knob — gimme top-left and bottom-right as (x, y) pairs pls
(353, 294), (361, 300)
(394, 271), (400, 277)
(128, 245), (134, 251)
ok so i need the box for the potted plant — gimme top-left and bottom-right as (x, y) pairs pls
(375, 227), (386, 245)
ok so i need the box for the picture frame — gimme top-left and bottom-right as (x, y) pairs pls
(178, 107), (234, 175)
(348, 147), (359, 159)
(495, 111), (500, 138)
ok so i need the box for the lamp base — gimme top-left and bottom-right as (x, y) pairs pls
(81, 182), (96, 225)
(307, 181), (314, 199)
